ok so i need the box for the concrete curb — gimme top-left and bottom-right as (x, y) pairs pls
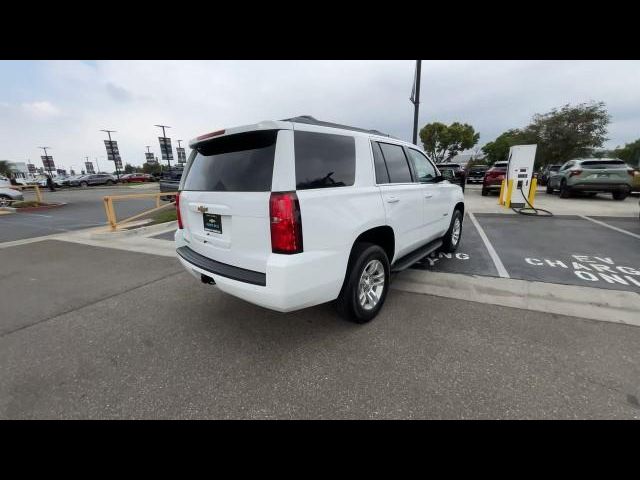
(0, 207), (17, 213)
(12, 202), (68, 212)
(88, 220), (178, 239)
(393, 270), (640, 327)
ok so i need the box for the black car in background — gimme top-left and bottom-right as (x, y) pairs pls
(437, 163), (466, 192)
(539, 164), (562, 186)
(466, 164), (489, 184)
(159, 166), (183, 200)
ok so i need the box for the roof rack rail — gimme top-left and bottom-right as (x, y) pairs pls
(281, 115), (395, 138)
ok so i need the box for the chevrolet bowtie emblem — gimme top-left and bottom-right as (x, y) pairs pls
(197, 205), (208, 213)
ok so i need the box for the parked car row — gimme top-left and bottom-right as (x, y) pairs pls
(476, 157), (638, 201)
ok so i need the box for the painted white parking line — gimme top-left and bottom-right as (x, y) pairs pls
(580, 215), (640, 240)
(468, 212), (510, 278)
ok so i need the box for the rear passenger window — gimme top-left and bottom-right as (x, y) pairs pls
(406, 148), (438, 182)
(183, 130), (277, 192)
(378, 143), (413, 183)
(371, 141), (390, 184)
(295, 131), (356, 190)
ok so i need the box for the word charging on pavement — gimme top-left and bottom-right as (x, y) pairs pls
(422, 251), (470, 267)
(525, 255), (640, 288)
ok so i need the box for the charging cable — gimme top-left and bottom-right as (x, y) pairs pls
(511, 183), (553, 216)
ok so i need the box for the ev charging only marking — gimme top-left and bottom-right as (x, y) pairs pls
(468, 212), (510, 278)
(524, 255), (640, 288)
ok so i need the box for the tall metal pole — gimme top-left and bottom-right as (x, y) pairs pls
(39, 146), (52, 176)
(155, 124), (172, 168)
(411, 60), (422, 145)
(100, 129), (120, 180)
(96, 157), (102, 173)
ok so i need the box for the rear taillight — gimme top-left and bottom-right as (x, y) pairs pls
(269, 192), (303, 254)
(175, 192), (183, 229)
(569, 169), (583, 177)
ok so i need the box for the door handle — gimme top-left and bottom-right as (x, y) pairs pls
(386, 196), (400, 203)
(424, 194), (433, 198)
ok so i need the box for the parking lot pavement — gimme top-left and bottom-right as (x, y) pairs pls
(411, 212), (640, 293)
(1, 239), (639, 419)
(0, 185), (161, 243)
(150, 230), (176, 241)
(0, 240), (182, 335)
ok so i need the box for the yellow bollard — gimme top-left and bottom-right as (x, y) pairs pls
(498, 179), (506, 205)
(528, 177), (538, 206)
(505, 179), (514, 208)
(34, 185), (42, 203)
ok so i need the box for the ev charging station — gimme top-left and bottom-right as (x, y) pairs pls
(499, 144), (537, 209)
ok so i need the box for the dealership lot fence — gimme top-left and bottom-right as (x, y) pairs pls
(103, 191), (178, 231)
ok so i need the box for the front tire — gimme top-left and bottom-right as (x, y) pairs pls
(441, 209), (463, 253)
(559, 180), (571, 198)
(336, 243), (390, 324)
(612, 190), (629, 201)
(546, 183), (554, 194)
(481, 187), (489, 196)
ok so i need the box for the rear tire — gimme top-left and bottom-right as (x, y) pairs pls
(546, 183), (554, 194)
(559, 180), (571, 198)
(441, 209), (463, 253)
(0, 194), (12, 207)
(481, 187), (489, 196)
(336, 243), (390, 324)
(106, 180), (114, 185)
(80, 181), (88, 188)
(612, 190), (629, 201)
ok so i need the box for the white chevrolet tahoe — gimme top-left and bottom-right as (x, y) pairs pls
(175, 116), (464, 323)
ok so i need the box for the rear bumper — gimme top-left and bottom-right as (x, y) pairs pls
(569, 182), (631, 192)
(174, 230), (348, 312)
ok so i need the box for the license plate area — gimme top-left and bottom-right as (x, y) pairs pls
(203, 213), (222, 234)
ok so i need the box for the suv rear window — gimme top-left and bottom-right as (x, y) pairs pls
(580, 160), (626, 168)
(294, 131), (355, 189)
(493, 162), (508, 168)
(183, 130), (277, 192)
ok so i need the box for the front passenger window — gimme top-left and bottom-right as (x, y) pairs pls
(406, 148), (438, 182)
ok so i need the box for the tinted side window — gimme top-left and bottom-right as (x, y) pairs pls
(371, 141), (390, 184)
(406, 148), (438, 182)
(183, 130), (277, 192)
(294, 131), (355, 190)
(378, 143), (413, 183)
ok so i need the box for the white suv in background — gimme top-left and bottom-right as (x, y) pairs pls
(175, 116), (464, 323)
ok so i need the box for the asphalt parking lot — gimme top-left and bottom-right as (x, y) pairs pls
(0, 184), (160, 243)
(1, 183), (639, 419)
(1, 240), (639, 419)
(413, 212), (640, 292)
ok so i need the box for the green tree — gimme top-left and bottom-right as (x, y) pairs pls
(482, 129), (534, 164)
(419, 122), (480, 163)
(123, 163), (135, 174)
(526, 101), (610, 166)
(142, 162), (162, 176)
(614, 139), (640, 167)
(482, 101), (611, 168)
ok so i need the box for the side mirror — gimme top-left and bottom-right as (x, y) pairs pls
(434, 174), (445, 183)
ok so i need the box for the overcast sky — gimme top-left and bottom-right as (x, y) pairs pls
(1, 60), (639, 172)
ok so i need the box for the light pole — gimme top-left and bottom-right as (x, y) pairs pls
(410, 60), (422, 145)
(155, 124), (172, 168)
(95, 157), (102, 173)
(100, 129), (120, 180)
(38, 146), (52, 176)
